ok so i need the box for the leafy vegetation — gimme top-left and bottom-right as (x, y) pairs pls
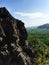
(27, 28), (49, 65)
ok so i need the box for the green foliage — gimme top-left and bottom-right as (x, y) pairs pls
(27, 29), (49, 65)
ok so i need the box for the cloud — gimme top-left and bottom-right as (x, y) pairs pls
(15, 12), (49, 19)
(14, 12), (49, 27)
(15, 12), (43, 19)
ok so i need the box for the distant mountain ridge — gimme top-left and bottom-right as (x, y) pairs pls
(38, 23), (49, 29)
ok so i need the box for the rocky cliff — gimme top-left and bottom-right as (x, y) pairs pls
(0, 7), (35, 65)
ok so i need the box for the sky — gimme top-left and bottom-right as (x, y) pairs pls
(0, 0), (49, 27)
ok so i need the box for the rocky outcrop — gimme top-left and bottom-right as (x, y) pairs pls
(0, 7), (35, 65)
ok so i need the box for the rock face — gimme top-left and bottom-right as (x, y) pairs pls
(0, 7), (35, 65)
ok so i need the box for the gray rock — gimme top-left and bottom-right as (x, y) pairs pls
(0, 7), (35, 65)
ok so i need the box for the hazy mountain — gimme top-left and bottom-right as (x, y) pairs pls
(26, 26), (37, 30)
(38, 23), (49, 29)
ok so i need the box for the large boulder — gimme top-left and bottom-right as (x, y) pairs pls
(0, 7), (35, 65)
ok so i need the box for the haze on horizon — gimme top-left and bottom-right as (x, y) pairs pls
(0, 0), (49, 27)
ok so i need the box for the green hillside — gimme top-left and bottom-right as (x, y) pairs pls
(27, 29), (49, 65)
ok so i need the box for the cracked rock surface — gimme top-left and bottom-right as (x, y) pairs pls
(0, 7), (35, 65)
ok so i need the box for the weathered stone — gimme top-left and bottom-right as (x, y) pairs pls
(0, 7), (35, 65)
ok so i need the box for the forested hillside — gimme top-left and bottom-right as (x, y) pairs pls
(27, 29), (49, 65)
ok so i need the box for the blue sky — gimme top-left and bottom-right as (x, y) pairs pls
(0, 0), (49, 27)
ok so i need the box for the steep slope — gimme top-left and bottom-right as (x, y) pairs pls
(0, 7), (35, 65)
